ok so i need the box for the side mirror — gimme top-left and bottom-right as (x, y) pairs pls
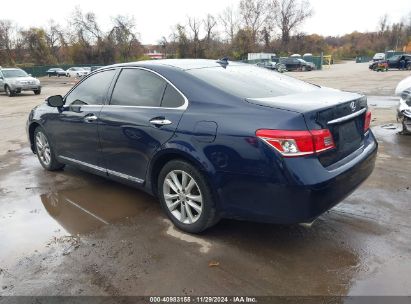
(46, 95), (65, 107)
(29, 74), (32, 77)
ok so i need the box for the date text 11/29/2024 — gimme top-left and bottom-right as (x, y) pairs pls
(149, 296), (257, 303)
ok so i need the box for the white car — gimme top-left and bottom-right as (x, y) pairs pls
(372, 53), (385, 61)
(395, 76), (411, 133)
(66, 67), (89, 78)
(395, 75), (411, 96)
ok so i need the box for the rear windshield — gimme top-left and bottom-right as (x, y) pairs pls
(2, 69), (28, 78)
(187, 65), (318, 99)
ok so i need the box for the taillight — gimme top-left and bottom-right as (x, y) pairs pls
(256, 129), (335, 157)
(364, 111), (371, 132)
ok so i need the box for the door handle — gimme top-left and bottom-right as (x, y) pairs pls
(84, 114), (98, 122)
(149, 118), (172, 126)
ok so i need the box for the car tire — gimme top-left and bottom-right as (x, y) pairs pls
(33, 89), (41, 95)
(34, 127), (65, 171)
(158, 160), (220, 234)
(5, 85), (15, 97)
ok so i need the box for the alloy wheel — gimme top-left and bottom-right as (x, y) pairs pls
(35, 131), (51, 166)
(163, 170), (203, 224)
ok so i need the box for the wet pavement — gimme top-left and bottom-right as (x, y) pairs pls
(1, 68), (411, 296)
(0, 124), (410, 296)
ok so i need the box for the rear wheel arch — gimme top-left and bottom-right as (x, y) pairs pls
(148, 150), (211, 197)
(29, 122), (41, 152)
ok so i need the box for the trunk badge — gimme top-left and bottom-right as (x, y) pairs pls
(350, 101), (357, 112)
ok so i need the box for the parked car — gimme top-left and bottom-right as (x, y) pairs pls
(372, 53), (385, 62)
(256, 61), (286, 73)
(27, 59), (377, 233)
(66, 67), (89, 78)
(397, 87), (411, 134)
(395, 75), (411, 96)
(46, 68), (68, 77)
(0, 68), (41, 97)
(282, 57), (315, 71)
(395, 76), (411, 133)
(386, 54), (411, 70)
(256, 61), (277, 70)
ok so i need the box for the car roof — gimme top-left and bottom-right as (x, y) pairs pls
(110, 59), (244, 71)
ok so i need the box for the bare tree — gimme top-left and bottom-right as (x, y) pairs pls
(109, 15), (142, 61)
(0, 20), (16, 64)
(378, 14), (389, 35)
(219, 6), (239, 43)
(188, 17), (202, 57)
(239, 0), (274, 45)
(70, 7), (102, 44)
(203, 14), (217, 44)
(274, 0), (313, 46)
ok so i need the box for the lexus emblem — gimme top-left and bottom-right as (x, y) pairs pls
(349, 101), (356, 112)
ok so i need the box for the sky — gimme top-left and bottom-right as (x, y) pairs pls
(0, 0), (410, 44)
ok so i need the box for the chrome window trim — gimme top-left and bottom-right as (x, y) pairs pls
(108, 66), (188, 110)
(59, 156), (144, 184)
(327, 108), (367, 125)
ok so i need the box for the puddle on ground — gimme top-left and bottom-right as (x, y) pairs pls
(372, 124), (411, 157)
(0, 148), (158, 268)
(40, 186), (156, 235)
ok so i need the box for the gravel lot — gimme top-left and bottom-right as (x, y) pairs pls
(0, 62), (410, 297)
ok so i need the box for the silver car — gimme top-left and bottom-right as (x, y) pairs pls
(0, 68), (41, 97)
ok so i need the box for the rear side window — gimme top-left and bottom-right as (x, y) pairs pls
(161, 84), (185, 108)
(65, 69), (116, 106)
(111, 69), (167, 107)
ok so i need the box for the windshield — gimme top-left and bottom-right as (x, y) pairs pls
(187, 64), (318, 99)
(2, 69), (29, 78)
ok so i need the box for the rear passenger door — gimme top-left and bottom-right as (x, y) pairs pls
(98, 68), (186, 184)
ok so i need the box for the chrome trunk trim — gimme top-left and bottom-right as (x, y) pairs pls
(327, 108), (367, 125)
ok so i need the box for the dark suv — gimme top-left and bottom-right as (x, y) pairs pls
(386, 54), (411, 70)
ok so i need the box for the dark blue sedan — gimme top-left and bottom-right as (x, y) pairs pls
(27, 59), (377, 233)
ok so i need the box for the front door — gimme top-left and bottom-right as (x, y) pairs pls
(99, 68), (186, 183)
(48, 69), (117, 169)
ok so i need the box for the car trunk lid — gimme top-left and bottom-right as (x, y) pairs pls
(247, 89), (368, 166)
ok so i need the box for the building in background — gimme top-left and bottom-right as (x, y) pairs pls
(144, 45), (165, 59)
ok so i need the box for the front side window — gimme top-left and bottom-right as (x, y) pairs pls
(111, 69), (167, 107)
(65, 69), (116, 106)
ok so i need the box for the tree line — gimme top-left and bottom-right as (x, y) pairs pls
(1, 0), (411, 66)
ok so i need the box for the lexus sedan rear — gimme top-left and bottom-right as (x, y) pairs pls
(27, 59), (377, 233)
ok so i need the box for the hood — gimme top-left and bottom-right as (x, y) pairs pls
(246, 88), (363, 113)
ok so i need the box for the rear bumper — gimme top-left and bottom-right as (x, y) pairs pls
(218, 132), (378, 224)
